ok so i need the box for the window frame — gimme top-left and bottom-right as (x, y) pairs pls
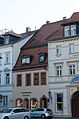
(56, 93), (63, 112)
(41, 72), (46, 85)
(56, 45), (61, 55)
(69, 65), (75, 75)
(34, 73), (39, 86)
(71, 25), (76, 36)
(64, 26), (70, 37)
(17, 74), (22, 87)
(5, 72), (10, 84)
(69, 43), (74, 54)
(56, 66), (62, 76)
(26, 73), (31, 86)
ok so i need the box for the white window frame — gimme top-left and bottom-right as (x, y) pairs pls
(71, 25), (76, 36)
(22, 57), (30, 64)
(64, 26), (70, 37)
(69, 65), (75, 75)
(56, 46), (61, 55)
(56, 66), (62, 76)
(5, 72), (10, 84)
(56, 93), (63, 112)
(2, 96), (8, 106)
(5, 52), (10, 64)
(69, 43), (74, 53)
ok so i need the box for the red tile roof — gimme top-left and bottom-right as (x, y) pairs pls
(62, 12), (79, 25)
(22, 20), (64, 49)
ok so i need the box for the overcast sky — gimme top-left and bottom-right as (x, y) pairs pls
(0, 0), (79, 33)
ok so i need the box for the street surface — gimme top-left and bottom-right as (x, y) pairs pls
(32, 117), (79, 119)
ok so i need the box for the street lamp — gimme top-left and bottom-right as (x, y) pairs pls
(48, 90), (51, 98)
(48, 90), (52, 110)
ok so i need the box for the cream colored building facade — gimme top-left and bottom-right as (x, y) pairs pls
(12, 69), (49, 110)
(48, 36), (79, 117)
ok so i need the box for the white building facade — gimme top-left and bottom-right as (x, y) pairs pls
(0, 31), (35, 109)
(48, 36), (79, 117)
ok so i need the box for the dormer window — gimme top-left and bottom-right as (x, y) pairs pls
(22, 57), (30, 64)
(64, 24), (76, 37)
(65, 26), (70, 37)
(40, 55), (45, 62)
(21, 54), (33, 65)
(71, 25), (76, 36)
(39, 52), (47, 63)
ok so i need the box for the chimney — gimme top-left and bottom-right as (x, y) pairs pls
(26, 27), (31, 33)
(46, 20), (50, 24)
(63, 16), (66, 20)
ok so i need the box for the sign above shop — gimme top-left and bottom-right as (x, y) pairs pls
(71, 77), (79, 84)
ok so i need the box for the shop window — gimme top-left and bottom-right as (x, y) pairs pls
(31, 99), (38, 110)
(16, 99), (22, 107)
(41, 72), (46, 85)
(34, 73), (39, 85)
(17, 74), (22, 86)
(26, 74), (31, 86)
(56, 93), (63, 112)
(2, 96), (8, 106)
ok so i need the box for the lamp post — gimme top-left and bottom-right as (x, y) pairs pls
(48, 90), (52, 110)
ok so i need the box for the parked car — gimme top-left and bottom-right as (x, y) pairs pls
(31, 108), (53, 119)
(0, 107), (31, 119)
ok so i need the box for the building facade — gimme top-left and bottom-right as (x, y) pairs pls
(48, 12), (79, 117)
(0, 30), (36, 109)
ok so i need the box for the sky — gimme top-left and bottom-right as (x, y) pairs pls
(0, 0), (79, 34)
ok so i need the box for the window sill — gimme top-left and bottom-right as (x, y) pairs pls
(56, 54), (62, 57)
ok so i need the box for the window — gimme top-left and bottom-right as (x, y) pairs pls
(64, 26), (70, 37)
(2, 96), (8, 106)
(69, 65), (75, 75)
(56, 66), (62, 76)
(0, 54), (2, 65)
(40, 55), (45, 62)
(22, 57), (30, 64)
(71, 25), (76, 36)
(5, 73), (10, 84)
(0, 73), (1, 84)
(56, 93), (63, 112)
(34, 73), (39, 85)
(26, 74), (31, 86)
(69, 43), (74, 53)
(64, 25), (76, 37)
(41, 72), (46, 85)
(56, 46), (61, 55)
(5, 52), (10, 64)
(17, 74), (22, 86)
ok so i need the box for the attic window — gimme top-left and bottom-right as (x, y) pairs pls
(22, 57), (30, 64)
(39, 52), (47, 63)
(21, 54), (33, 64)
(64, 24), (76, 37)
(40, 55), (45, 62)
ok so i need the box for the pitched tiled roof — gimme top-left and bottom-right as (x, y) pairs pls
(22, 20), (64, 49)
(62, 12), (79, 25)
